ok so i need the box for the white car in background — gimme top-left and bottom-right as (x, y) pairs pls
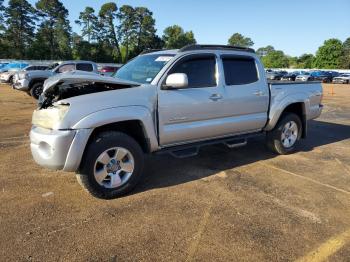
(295, 72), (314, 82)
(332, 74), (350, 84)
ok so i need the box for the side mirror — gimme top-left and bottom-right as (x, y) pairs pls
(165, 73), (188, 89)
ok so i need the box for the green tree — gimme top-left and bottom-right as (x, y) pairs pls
(0, 0), (8, 56)
(4, 0), (36, 58)
(256, 45), (275, 57)
(133, 7), (158, 53)
(340, 37), (350, 69)
(313, 39), (343, 69)
(288, 56), (298, 68)
(162, 25), (196, 49)
(34, 0), (72, 59)
(228, 33), (254, 47)
(0, 0), (5, 33)
(99, 2), (121, 61)
(261, 50), (289, 68)
(75, 7), (98, 43)
(117, 5), (137, 62)
(297, 54), (314, 68)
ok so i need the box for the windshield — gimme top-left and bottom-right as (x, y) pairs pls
(47, 63), (59, 70)
(115, 54), (175, 84)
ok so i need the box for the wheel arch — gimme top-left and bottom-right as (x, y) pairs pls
(29, 78), (47, 90)
(72, 106), (158, 152)
(266, 100), (308, 138)
(86, 120), (151, 154)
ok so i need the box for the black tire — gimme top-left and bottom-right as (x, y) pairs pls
(76, 131), (144, 199)
(266, 113), (302, 155)
(8, 76), (13, 85)
(30, 82), (44, 99)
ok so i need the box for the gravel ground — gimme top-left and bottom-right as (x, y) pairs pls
(0, 83), (350, 261)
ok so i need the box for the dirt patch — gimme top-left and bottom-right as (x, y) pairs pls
(1, 83), (350, 261)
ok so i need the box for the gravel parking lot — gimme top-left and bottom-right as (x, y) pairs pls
(1, 84), (350, 261)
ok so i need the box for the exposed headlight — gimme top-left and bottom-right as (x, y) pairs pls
(32, 104), (70, 129)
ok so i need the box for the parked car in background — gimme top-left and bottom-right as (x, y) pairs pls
(281, 72), (299, 81)
(0, 63), (9, 69)
(327, 71), (340, 79)
(0, 63), (29, 83)
(0, 62), (28, 73)
(99, 66), (121, 77)
(13, 61), (98, 99)
(332, 74), (350, 84)
(266, 71), (287, 80)
(295, 72), (315, 82)
(310, 71), (333, 83)
(11, 65), (50, 86)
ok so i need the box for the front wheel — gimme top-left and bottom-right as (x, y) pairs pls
(30, 82), (44, 100)
(76, 131), (144, 199)
(267, 113), (302, 155)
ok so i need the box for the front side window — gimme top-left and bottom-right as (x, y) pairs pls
(77, 63), (93, 72)
(169, 55), (217, 88)
(57, 64), (75, 73)
(222, 56), (258, 85)
(115, 54), (175, 84)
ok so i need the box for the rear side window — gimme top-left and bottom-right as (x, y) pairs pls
(58, 64), (75, 73)
(169, 55), (216, 88)
(222, 56), (258, 85)
(77, 63), (94, 72)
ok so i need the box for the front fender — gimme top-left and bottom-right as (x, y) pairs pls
(265, 93), (309, 131)
(72, 106), (159, 151)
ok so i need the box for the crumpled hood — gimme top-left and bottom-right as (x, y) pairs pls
(43, 71), (140, 94)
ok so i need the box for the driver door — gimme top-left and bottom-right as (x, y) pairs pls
(158, 54), (227, 146)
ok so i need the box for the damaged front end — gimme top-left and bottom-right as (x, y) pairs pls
(38, 73), (140, 109)
(33, 73), (141, 129)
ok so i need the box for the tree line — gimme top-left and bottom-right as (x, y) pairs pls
(228, 33), (350, 69)
(0, 0), (349, 69)
(0, 0), (196, 62)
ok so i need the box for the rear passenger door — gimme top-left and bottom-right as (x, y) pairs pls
(220, 55), (269, 132)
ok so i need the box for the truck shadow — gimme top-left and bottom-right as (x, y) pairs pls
(134, 120), (350, 195)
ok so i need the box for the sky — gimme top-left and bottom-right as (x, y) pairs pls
(5, 0), (350, 56)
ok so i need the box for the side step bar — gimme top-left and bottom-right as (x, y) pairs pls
(225, 138), (247, 149)
(156, 132), (263, 159)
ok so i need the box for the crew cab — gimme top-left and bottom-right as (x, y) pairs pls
(13, 61), (98, 99)
(30, 45), (323, 199)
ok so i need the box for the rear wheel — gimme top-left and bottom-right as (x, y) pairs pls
(267, 113), (302, 155)
(30, 82), (44, 99)
(76, 131), (144, 199)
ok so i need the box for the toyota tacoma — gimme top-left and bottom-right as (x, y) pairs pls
(30, 45), (323, 199)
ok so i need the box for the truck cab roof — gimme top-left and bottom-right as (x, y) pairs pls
(142, 44), (256, 56)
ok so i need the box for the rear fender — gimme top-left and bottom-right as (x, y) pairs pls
(265, 93), (309, 131)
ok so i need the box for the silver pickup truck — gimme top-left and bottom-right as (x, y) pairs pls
(30, 45), (323, 199)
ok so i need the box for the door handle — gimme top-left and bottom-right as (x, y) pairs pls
(209, 94), (223, 101)
(253, 90), (265, 96)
